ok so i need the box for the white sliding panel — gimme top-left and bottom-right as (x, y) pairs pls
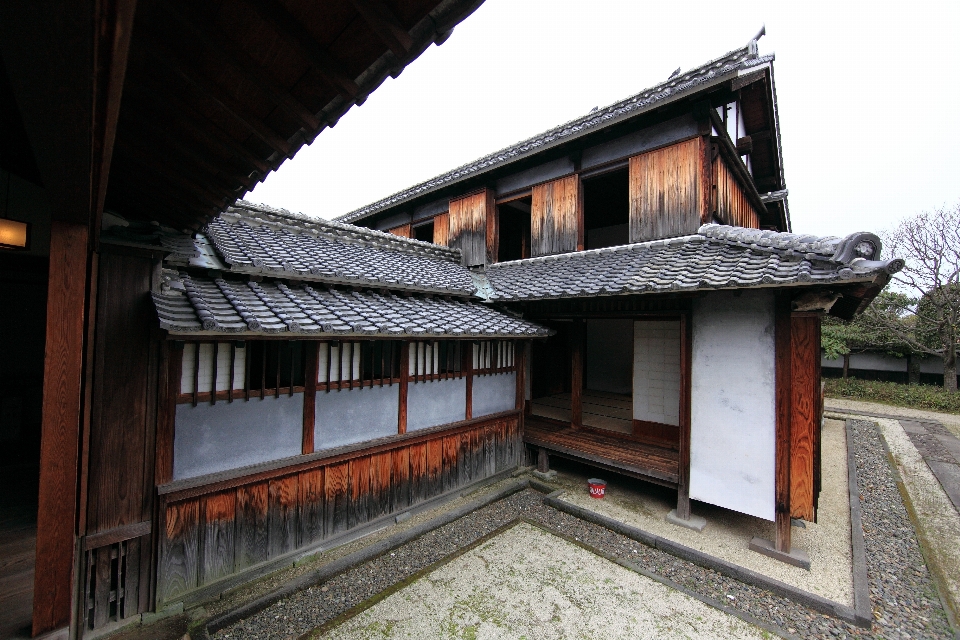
(633, 321), (680, 426)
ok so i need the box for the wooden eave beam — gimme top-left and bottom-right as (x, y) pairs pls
(245, 0), (361, 100)
(112, 141), (233, 210)
(144, 34), (293, 157)
(161, 2), (321, 131)
(348, 0), (413, 58)
(113, 134), (242, 196)
(106, 189), (211, 231)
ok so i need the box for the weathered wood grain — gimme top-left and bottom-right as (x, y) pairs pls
(268, 476), (298, 557)
(531, 175), (579, 257)
(369, 451), (391, 520)
(235, 484), (268, 570)
(387, 223), (411, 238)
(629, 138), (703, 242)
(409, 442), (428, 505)
(774, 296), (793, 552)
(426, 438), (443, 498)
(348, 457), (370, 530)
(298, 468), (324, 547)
(158, 500), (199, 603)
(449, 190), (490, 266)
(201, 492), (236, 584)
(390, 446), (411, 513)
(714, 155), (760, 229)
(324, 462), (349, 536)
(790, 315), (819, 521)
(433, 212), (450, 247)
(442, 435), (458, 493)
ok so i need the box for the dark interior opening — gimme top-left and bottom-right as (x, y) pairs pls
(583, 167), (629, 249)
(413, 221), (434, 243)
(497, 196), (531, 262)
(531, 321), (571, 399)
(0, 253), (46, 639)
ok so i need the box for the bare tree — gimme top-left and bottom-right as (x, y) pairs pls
(863, 204), (960, 391)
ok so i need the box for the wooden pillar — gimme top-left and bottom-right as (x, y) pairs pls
(570, 320), (584, 429)
(537, 448), (550, 473)
(515, 341), (525, 411)
(676, 312), (693, 520)
(155, 341), (182, 485)
(34, 222), (89, 636)
(774, 295), (793, 553)
(303, 342), (318, 454)
(398, 342), (410, 434)
(463, 342), (473, 420)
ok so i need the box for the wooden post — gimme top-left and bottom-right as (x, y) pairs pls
(676, 312), (693, 520)
(515, 341), (525, 411)
(537, 448), (550, 473)
(774, 295), (793, 554)
(303, 342), (318, 454)
(34, 222), (89, 636)
(570, 320), (584, 429)
(463, 342), (473, 420)
(398, 342), (409, 434)
(155, 341), (182, 485)
(842, 353), (849, 379)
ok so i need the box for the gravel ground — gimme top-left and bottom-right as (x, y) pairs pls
(214, 420), (954, 640)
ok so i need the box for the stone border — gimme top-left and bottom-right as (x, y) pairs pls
(203, 478), (529, 637)
(844, 419), (873, 625)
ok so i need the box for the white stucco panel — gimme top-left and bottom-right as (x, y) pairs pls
(690, 291), (776, 521)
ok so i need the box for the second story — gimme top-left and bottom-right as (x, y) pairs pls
(336, 37), (789, 267)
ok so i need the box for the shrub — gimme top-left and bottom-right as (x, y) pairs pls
(824, 378), (960, 414)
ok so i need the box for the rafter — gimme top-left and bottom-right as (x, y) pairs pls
(162, 2), (321, 132)
(144, 33), (293, 156)
(348, 0), (413, 58)
(245, 0), (360, 100)
(112, 143), (232, 210)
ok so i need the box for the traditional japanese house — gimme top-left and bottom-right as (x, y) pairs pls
(335, 39), (904, 567)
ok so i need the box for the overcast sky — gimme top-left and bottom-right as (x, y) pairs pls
(248, 0), (960, 240)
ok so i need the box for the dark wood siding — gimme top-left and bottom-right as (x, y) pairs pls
(531, 175), (580, 257)
(628, 138), (704, 242)
(714, 155), (761, 229)
(448, 190), (492, 266)
(156, 413), (521, 605)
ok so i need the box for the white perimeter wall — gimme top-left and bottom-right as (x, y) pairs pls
(633, 320), (681, 426)
(690, 290), (776, 521)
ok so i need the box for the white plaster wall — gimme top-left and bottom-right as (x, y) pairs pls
(822, 352), (944, 374)
(690, 291), (776, 521)
(633, 320), (680, 426)
(181, 342), (245, 394)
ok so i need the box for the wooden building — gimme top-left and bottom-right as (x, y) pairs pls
(0, 6), (905, 637)
(337, 41), (904, 567)
(0, 1), (486, 637)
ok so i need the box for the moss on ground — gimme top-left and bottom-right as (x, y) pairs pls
(824, 378), (960, 414)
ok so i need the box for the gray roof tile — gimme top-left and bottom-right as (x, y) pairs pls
(154, 270), (551, 339)
(485, 224), (904, 301)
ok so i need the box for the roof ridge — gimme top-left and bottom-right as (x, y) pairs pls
(335, 45), (759, 224)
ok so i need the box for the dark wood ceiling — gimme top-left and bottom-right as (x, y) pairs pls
(105, 0), (482, 232)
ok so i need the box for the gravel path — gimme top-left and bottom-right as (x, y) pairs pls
(214, 420), (954, 640)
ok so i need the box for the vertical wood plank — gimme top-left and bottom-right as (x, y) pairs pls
(714, 153), (760, 228)
(409, 442), (428, 505)
(34, 221), (88, 635)
(433, 212), (450, 247)
(390, 446), (411, 513)
(774, 295), (793, 553)
(324, 462), (349, 536)
(448, 190), (490, 266)
(201, 492), (236, 585)
(426, 438), (443, 498)
(442, 435), (458, 493)
(93, 547), (112, 628)
(268, 476), (299, 557)
(369, 451), (391, 520)
(790, 315), (818, 521)
(298, 468), (324, 547)
(123, 537), (142, 620)
(458, 430), (472, 488)
(348, 457), (371, 530)
(471, 425), (483, 482)
(485, 188), (499, 264)
(158, 499), (200, 604)
(303, 342), (318, 454)
(570, 320), (584, 430)
(676, 313), (693, 520)
(235, 484), (268, 570)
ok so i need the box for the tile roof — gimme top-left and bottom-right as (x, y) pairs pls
(153, 270), (550, 339)
(202, 201), (476, 296)
(336, 46), (773, 224)
(485, 224), (905, 301)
